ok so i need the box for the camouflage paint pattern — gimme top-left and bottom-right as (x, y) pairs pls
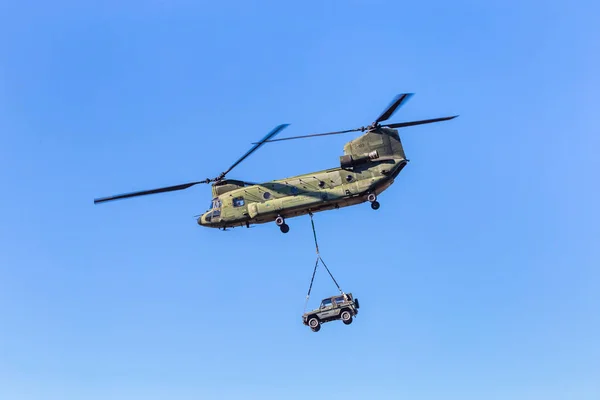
(198, 127), (407, 229)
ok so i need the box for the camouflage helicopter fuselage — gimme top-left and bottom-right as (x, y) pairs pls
(198, 126), (406, 231)
(94, 93), (456, 227)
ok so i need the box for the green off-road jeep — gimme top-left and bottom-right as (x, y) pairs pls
(302, 293), (360, 332)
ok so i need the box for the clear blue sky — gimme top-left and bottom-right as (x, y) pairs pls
(1, 1), (598, 399)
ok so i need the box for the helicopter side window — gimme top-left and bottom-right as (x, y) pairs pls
(233, 197), (245, 207)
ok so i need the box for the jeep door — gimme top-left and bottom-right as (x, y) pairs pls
(317, 298), (337, 319)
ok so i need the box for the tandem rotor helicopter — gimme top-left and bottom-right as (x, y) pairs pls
(94, 93), (457, 233)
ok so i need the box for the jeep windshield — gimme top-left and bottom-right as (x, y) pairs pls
(320, 298), (333, 308)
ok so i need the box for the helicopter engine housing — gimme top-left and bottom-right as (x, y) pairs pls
(340, 150), (379, 169)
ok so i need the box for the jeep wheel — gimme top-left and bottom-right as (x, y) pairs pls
(308, 317), (320, 331)
(341, 310), (353, 324)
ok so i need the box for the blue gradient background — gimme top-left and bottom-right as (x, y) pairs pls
(1, 1), (598, 399)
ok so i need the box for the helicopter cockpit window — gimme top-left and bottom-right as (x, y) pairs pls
(233, 197), (245, 207)
(211, 199), (222, 209)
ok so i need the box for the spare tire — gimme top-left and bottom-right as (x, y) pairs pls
(354, 298), (360, 309)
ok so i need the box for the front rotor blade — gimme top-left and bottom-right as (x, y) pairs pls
(384, 115), (458, 129)
(220, 124), (289, 177)
(94, 181), (207, 204)
(258, 128), (361, 143)
(374, 93), (413, 124)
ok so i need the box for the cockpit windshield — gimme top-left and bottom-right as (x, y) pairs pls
(209, 198), (222, 211)
(204, 198), (223, 222)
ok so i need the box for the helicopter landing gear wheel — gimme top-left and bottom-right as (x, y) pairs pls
(275, 216), (289, 233)
(367, 193), (379, 210)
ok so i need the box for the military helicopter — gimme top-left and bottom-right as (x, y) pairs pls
(94, 93), (457, 233)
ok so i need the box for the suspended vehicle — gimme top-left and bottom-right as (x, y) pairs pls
(94, 93), (457, 233)
(302, 293), (360, 332)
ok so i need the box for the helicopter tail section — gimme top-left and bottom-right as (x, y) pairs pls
(343, 127), (406, 160)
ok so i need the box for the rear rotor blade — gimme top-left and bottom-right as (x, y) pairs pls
(374, 93), (413, 124)
(219, 123), (289, 178)
(384, 115), (458, 129)
(258, 128), (361, 143)
(94, 181), (208, 204)
(258, 115), (458, 144)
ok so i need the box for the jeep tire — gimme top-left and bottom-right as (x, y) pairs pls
(308, 317), (320, 331)
(341, 310), (353, 325)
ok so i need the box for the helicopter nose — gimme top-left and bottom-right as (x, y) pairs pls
(197, 212), (213, 226)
